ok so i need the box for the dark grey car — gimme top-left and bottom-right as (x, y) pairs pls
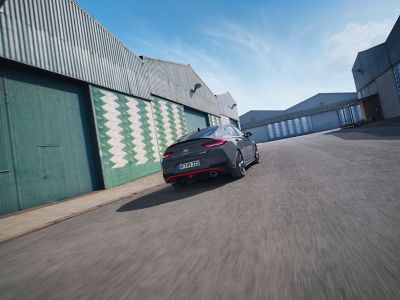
(162, 125), (259, 187)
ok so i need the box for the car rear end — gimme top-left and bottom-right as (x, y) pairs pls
(162, 137), (231, 184)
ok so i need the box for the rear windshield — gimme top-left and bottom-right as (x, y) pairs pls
(178, 127), (218, 142)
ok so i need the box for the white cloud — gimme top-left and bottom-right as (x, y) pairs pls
(131, 17), (396, 115)
(324, 19), (395, 65)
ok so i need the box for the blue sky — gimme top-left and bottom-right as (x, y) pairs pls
(77, 0), (399, 115)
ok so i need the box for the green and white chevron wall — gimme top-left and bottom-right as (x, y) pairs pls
(152, 96), (188, 156)
(208, 114), (221, 127)
(91, 86), (161, 188)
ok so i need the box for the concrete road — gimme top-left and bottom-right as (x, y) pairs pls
(1, 121), (400, 300)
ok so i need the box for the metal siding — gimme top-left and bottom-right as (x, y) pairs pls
(245, 125), (268, 143)
(184, 107), (209, 133)
(310, 110), (340, 132)
(0, 0), (152, 100)
(90, 86), (162, 188)
(0, 72), (19, 214)
(142, 57), (220, 115)
(216, 92), (239, 120)
(241, 93), (357, 130)
(386, 17), (400, 66)
(375, 68), (400, 119)
(220, 114), (230, 125)
(0, 66), (101, 213)
(352, 44), (392, 91)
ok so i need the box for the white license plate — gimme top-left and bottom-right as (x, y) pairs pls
(178, 160), (200, 170)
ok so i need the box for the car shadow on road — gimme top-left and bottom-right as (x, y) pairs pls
(116, 176), (233, 212)
(324, 124), (400, 140)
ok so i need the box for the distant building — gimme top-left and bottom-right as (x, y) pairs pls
(240, 93), (357, 143)
(352, 16), (400, 121)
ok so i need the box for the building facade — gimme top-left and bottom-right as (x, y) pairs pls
(240, 93), (357, 143)
(352, 17), (400, 120)
(216, 93), (240, 127)
(0, 0), (238, 214)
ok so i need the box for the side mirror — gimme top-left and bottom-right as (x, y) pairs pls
(245, 132), (253, 138)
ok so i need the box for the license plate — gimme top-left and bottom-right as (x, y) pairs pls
(177, 160), (200, 170)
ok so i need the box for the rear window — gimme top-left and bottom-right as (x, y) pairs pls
(178, 127), (218, 142)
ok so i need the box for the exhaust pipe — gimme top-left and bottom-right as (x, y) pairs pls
(210, 171), (218, 178)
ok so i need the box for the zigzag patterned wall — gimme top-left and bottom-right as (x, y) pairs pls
(208, 114), (221, 127)
(152, 96), (188, 156)
(91, 87), (161, 188)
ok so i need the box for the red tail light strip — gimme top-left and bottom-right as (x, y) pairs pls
(162, 151), (173, 159)
(202, 139), (228, 148)
(166, 167), (226, 182)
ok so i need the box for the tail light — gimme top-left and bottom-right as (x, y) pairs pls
(162, 150), (173, 159)
(202, 139), (228, 148)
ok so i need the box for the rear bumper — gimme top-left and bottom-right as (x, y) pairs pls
(162, 148), (232, 183)
(164, 166), (228, 183)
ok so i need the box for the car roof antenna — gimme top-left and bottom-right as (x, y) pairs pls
(197, 127), (201, 132)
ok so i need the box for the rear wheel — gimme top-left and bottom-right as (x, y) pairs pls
(231, 151), (246, 179)
(254, 145), (260, 164)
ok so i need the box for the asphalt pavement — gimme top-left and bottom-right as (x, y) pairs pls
(1, 121), (400, 300)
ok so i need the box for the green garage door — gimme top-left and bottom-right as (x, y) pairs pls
(184, 107), (209, 133)
(0, 67), (101, 214)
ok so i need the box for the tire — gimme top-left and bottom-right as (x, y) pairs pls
(253, 145), (260, 164)
(231, 151), (246, 179)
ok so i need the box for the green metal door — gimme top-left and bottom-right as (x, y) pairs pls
(0, 66), (101, 214)
(184, 107), (209, 133)
(0, 72), (19, 213)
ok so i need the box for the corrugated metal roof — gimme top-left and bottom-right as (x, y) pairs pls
(240, 93), (357, 130)
(141, 56), (219, 115)
(0, 0), (222, 116)
(284, 93), (357, 113)
(216, 92), (239, 120)
(239, 110), (282, 127)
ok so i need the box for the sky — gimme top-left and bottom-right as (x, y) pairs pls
(77, 0), (399, 115)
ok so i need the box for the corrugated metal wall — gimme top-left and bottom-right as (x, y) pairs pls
(0, 0), (147, 99)
(310, 110), (340, 132)
(0, 0), (222, 117)
(184, 107), (209, 133)
(90, 86), (162, 188)
(265, 116), (313, 141)
(142, 57), (219, 115)
(338, 105), (363, 127)
(0, 69), (19, 213)
(246, 115), (315, 143)
(0, 65), (101, 214)
(216, 93), (239, 121)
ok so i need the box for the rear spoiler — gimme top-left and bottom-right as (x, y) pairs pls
(166, 138), (213, 150)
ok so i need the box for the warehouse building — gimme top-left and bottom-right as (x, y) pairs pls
(352, 16), (400, 120)
(216, 92), (240, 127)
(0, 0), (238, 214)
(240, 93), (357, 143)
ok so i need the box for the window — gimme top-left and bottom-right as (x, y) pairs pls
(222, 126), (237, 136)
(232, 126), (244, 136)
(178, 127), (218, 142)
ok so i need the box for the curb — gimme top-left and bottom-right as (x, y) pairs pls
(0, 182), (165, 244)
